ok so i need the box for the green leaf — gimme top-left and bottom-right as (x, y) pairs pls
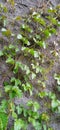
(11, 77), (21, 86)
(37, 41), (46, 49)
(33, 102), (40, 112)
(16, 106), (23, 115)
(22, 37), (30, 45)
(33, 121), (42, 130)
(54, 73), (60, 85)
(43, 124), (47, 130)
(49, 28), (56, 34)
(38, 91), (48, 98)
(14, 119), (22, 130)
(13, 62), (20, 73)
(27, 101), (40, 112)
(31, 72), (36, 79)
(32, 13), (45, 26)
(1, 28), (6, 32)
(21, 24), (33, 33)
(17, 34), (22, 39)
(44, 29), (51, 38)
(39, 17), (46, 26)
(22, 83), (33, 95)
(24, 65), (30, 75)
(0, 112), (8, 130)
(29, 48), (34, 56)
(12, 86), (23, 98)
(57, 86), (60, 92)
(9, 44), (15, 49)
(12, 112), (17, 119)
(1, 6), (8, 13)
(48, 92), (56, 100)
(34, 51), (39, 58)
(0, 100), (8, 113)
(0, 51), (3, 57)
(14, 16), (22, 21)
(3, 19), (7, 27)
(1, 28), (11, 37)
(6, 57), (15, 65)
(4, 85), (12, 93)
(14, 119), (27, 130)
(51, 18), (57, 25)
(27, 100), (33, 107)
(51, 99), (60, 112)
(48, 127), (53, 130)
(41, 113), (49, 121)
(58, 21), (60, 26)
(5, 84), (23, 98)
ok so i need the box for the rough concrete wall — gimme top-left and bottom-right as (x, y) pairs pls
(0, 0), (60, 130)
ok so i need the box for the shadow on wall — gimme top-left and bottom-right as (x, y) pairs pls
(0, 0), (60, 6)
(49, 0), (60, 6)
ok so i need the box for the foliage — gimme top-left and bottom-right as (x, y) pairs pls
(54, 73), (60, 91)
(0, 2), (60, 130)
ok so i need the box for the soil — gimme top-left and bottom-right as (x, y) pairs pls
(0, 0), (60, 130)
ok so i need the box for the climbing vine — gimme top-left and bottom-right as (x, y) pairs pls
(0, 2), (60, 130)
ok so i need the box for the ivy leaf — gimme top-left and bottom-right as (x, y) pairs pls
(41, 113), (49, 121)
(6, 57), (15, 65)
(14, 119), (27, 130)
(49, 28), (56, 34)
(33, 102), (40, 112)
(29, 48), (34, 56)
(57, 86), (60, 92)
(31, 72), (36, 79)
(9, 44), (15, 49)
(48, 128), (53, 130)
(0, 112), (8, 130)
(22, 37), (30, 46)
(1, 28), (11, 37)
(4, 85), (12, 93)
(1, 28), (6, 32)
(37, 41), (46, 49)
(36, 67), (40, 73)
(11, 77), (21, 86)
(54, 73), (60, 90)
(12, 112), (17, 119)
(51, 99), (60, 112)
(14, 119), (22, 130)
(27, 100), (33, 107)
(22, 83), (33, 95)
(44, 29), (51, 38)
(58, 21), (60, 26)
(24, 65), (30, 75)
(3, 19), (7, 27)
(51, 18), (57, 25)
(0, 51), (3, 57)
(3, 6), (8, 13)
(34, 51), (39, 58)
(16, 106), (23, 115)
(5, 85), (23, 98)
(8, 0), (15, 7)
(9, 87), (22, 99)
(33, 121), (42, 130)
(48, 92), (56, 100)
(17, 34), (22, 39)
(38, 91), (48, 98)
(39, 18), (46, 26)
(14, 16), (22, 21)
(21, 24), (33, 33)
(13, 61), (20, 73)
(43, 124), (47, 130)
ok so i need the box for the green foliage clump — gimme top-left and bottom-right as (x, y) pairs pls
(0, 2), (60, 130)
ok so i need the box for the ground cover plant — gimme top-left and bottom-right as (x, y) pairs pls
(0, 1), (60, 130)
